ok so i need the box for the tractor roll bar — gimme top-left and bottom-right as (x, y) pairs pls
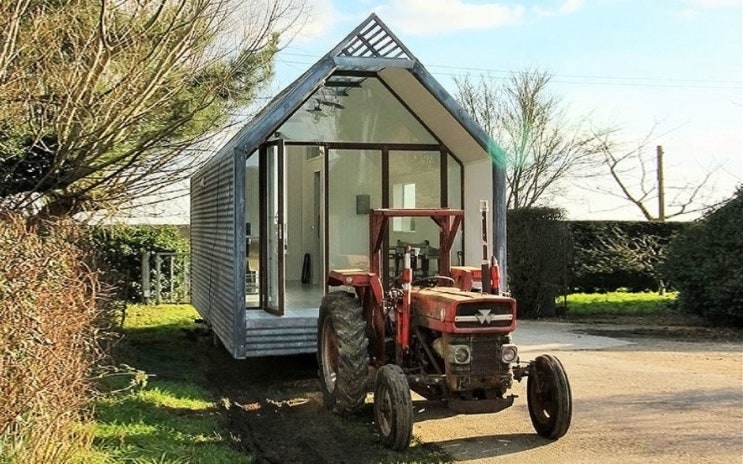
(368, 208), (464, 279)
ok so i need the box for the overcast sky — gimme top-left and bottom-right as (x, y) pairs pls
(269, 0), (742, 220)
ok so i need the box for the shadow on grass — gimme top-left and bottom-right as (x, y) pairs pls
(93, 378), (246, 464)
(93, 313), (253, 463)
(110, 323), (214, 384)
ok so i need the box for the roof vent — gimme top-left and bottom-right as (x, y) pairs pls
(337, 14), (414, 60)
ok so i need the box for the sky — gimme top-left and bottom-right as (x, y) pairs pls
(269, 0), (743, 221)
(138, 0), (742, 223)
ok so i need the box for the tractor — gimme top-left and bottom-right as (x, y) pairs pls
(317, 202), (572, 450)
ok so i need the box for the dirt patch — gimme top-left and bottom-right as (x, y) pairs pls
(203, 349), (449, 464)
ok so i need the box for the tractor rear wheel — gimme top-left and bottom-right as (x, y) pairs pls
(374, 364), (413, 451)
(317, 292), (369, 415)
(527, 354), (572, 439)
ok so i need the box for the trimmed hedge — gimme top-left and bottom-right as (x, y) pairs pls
(568, 221), (688, 293)
(506, 211), (691, 314)
(663, 188), (743, 325)
(507, 208), (570, 318)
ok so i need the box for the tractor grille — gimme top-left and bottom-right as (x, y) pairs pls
(471, 334), (511, 375)
(454, 301), (514, 329)
(449, 334), (512, 376)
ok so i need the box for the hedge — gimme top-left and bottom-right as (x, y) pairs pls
(568, 221), (689, 293)
(663, 188), (743, 325)
(507, 208), (570, 318)
(506, 212), (691, 318)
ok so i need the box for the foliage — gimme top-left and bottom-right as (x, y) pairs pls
(0, 0), (301, 218)
(663, 187), (743, 325)
(507, 207), (570, 318)
(0, 215), (104, 463)
(568, 221), (688, 293)
(88, 225), (189, 302)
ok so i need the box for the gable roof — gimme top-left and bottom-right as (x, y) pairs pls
(202, 13), (503, 171)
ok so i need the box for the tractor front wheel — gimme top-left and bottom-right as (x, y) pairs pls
(374, 364), (413, 451)
(317, 292), (369, 415)
(527, 354), (572, 439)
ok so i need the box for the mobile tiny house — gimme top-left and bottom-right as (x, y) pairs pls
(190, 14), (508, 358)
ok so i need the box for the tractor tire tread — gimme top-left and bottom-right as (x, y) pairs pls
(318, 292), (369, 415)
(374, 364), (413, 451)
(527, 353), (572, 440)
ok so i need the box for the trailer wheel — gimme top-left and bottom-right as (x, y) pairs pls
(374, 364), (413, 451)
(317, 292), (369, 415)
(527, 354), (572, 439)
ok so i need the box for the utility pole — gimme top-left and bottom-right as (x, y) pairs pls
(657, 145), (665, 222)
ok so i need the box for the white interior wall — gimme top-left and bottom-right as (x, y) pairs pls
(285, 146), (304, 281)
(463, 159), (493, 267)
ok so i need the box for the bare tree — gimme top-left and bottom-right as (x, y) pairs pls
(0, 0), (305, 218)
(586, 127), (722, 221)
(455, 70), (598, 209)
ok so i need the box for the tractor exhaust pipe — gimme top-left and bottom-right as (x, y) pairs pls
(480, 200), (492, 294)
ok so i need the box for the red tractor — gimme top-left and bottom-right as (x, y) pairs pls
(317, 204), (572, 450)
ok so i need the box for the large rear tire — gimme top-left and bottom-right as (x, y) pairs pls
(527, 354), (572, 439)
(374, 364), (413, 451)
(317, 292), (369, 415)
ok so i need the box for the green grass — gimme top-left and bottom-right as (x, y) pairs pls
(562, 291), (678, 317)
(86, 304), (250, 464)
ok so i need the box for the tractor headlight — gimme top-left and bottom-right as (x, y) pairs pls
(449, 345), (471, 364)
(500, 344), (518, 364)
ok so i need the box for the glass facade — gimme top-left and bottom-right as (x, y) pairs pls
(245, 72), (468, 310)
(278, 78), (436, 144)
(244, 152), (261, 308)
(388, 150), (442, 277)
(328, 149), (382, 271)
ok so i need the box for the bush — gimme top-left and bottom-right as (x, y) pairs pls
(89, 225), (189, 302)
(508, 208), (570, 318)
(568, 221), (688, 293)
(0, 216), (103, 462)
(663, 188), (743, 325)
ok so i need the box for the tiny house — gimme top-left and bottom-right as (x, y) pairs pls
(190, 14), (508, 358)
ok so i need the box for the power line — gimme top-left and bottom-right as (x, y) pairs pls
(276, 51), (743, 90)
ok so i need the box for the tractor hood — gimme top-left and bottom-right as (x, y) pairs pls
(412, 288), (517, 334)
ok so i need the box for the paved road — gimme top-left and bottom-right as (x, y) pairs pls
(412, 321), (743, 464)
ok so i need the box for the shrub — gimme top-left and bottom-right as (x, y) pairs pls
(663, 188), (743, 325)
(507, 208), (570, 318)
(88, 225), (189, 302)
(0, 216), (103, 462)
(568, 221), (688, 293)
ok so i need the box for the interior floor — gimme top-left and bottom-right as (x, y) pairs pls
(286, 281), (324, 310)
(245, 281), (324, 313)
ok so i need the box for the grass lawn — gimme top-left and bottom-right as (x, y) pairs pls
(87, 304), (250, 464)
(562, 291), (678, 318)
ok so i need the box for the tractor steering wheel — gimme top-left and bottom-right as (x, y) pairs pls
(412, 275), (456, 288)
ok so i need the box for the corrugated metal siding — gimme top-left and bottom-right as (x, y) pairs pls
(244, 312), (318, 356)
(190, 153), (244, 358)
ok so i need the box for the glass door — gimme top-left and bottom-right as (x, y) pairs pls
(260, 140), (286, 315)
